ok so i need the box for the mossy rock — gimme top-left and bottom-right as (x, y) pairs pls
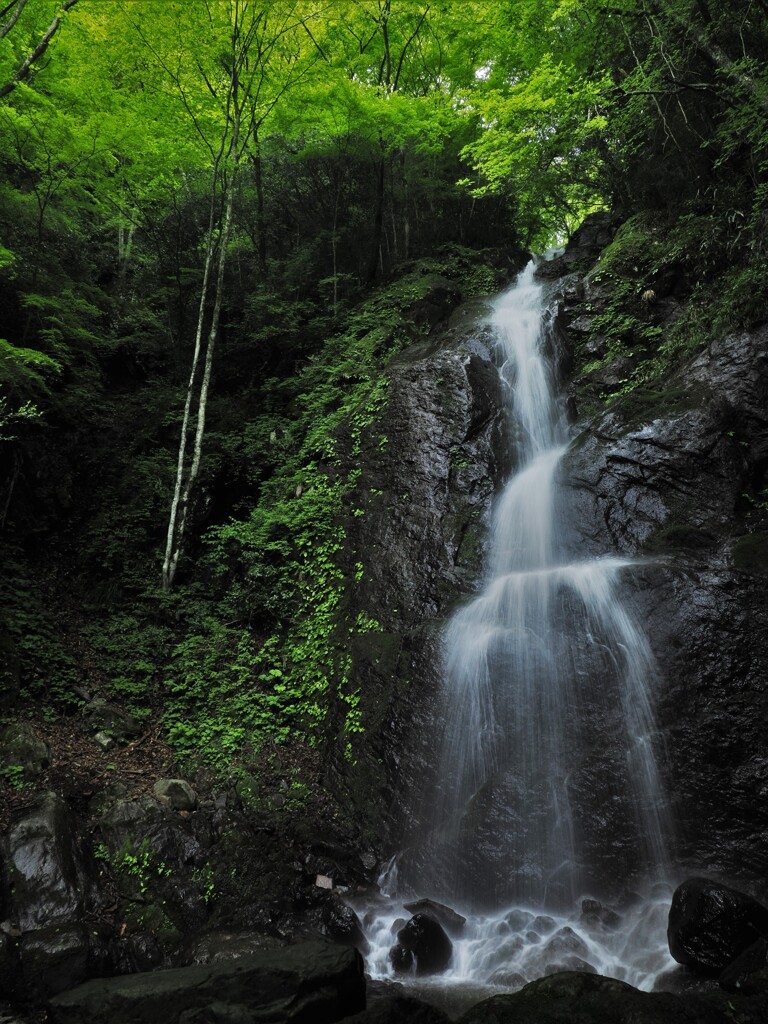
(732, 533), (768, 573)
(0, 722), (51, 778)
(605, 383), (708, 427)
(644, 525), (717, 556)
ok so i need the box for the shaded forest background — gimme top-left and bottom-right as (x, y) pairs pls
(0, 0), (766, 787)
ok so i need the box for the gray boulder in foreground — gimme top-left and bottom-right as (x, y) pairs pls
(48, 940), (365, 1024)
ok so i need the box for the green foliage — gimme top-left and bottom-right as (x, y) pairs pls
(0, 337), (61, 400)
(0, 764), (25, 790)
(0, 0), (765, 784)
(576, 211), (768, 403)
(169, 329), (386, 760)
(102, 838), (171, 897)
(712, 265), (768, 334)
(80, 613), (171, 717)
(160, 259), (486, 767)
(0, 544), (81, 706)
(192, 862), (217, 904)
(0, 393), (42, 442)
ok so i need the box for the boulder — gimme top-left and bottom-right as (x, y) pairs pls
(19, 924), (93, 997)
(82, 699), (142, 744)
(319, 896), (369, 953)
(153, 779), (198, 811)
(2, 791), (99, 931)
(457, 971), (725, 1024)
(390, 914), (452, 976)
(403, 898), (466, 936)
(97, 795), (165, 850)
(87, 781), (129, 817)
(668, 877), (768, 974)
(48, 940), (365, 1024)
(182, 930), (286, 965)
(0, 722), (51, 778)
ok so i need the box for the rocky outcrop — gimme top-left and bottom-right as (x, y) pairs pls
(339, 295), (515, 850)
(334, 220), (768, 890)
(0, 774), (377, 1002)
(0, 792), (104, 996)
(557, 322), (768, 879)
(561, 329), (768, 559)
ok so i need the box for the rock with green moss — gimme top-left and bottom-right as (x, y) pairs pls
(153, 779), (198, 811)
(732, 533), (768, 573)
(82, 698), (142, 745)
(0, 722), (50, 779)
(124, 902), (181, 951)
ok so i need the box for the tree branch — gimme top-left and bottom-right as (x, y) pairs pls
(393, 5), (429, 92)
(0, 0), (78, 99)
(0, 0), (28, 40)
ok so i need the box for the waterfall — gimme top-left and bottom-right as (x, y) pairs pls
(361, 262), (675, 996)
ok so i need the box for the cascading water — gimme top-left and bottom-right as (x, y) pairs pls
(359, 262), (676, 1000)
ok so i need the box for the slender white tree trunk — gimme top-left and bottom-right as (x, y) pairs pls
(161, 191), (218, 590)
(163, 102), (241, 591)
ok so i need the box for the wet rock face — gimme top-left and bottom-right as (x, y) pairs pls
(560, 323), (768, 879)
(562, 329), (768, 559)
(341, 302), (511, 848)
(2, 792), (99, 933)
(356, 316), (508, 628)
(0, 792), (106, 996)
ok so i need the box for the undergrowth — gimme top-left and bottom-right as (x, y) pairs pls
(74, 253), (487, 775)
(576, 210), (768, 404)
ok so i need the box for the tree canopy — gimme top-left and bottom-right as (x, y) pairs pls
(0, 0), (766, 763)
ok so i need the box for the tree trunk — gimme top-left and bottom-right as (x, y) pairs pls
(366, 156), (385, 284)
(253, 132), (267, 277)
(163, 138), (239, 590)
(161, 209), (217, 591)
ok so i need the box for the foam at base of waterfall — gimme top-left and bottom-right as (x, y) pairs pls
(360, 887), (676, 998)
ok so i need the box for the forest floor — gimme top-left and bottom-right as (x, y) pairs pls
(0, 713), (175, 833)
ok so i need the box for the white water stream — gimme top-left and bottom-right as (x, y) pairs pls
(359, 263), (676, 999)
